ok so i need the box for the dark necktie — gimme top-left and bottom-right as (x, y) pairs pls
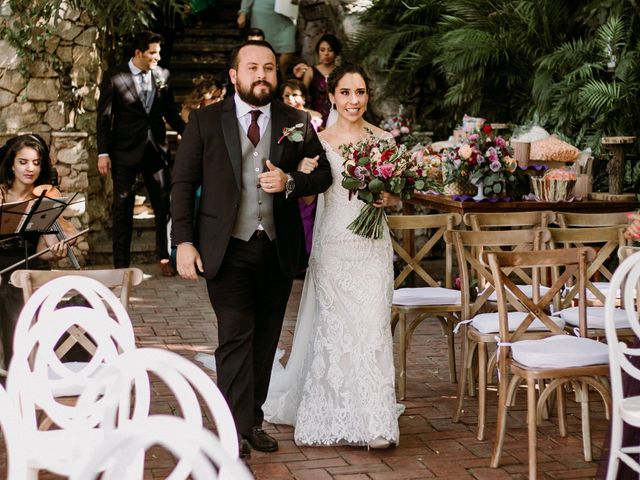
(248, 110), (262, 147)
(138, 71), (148, 104)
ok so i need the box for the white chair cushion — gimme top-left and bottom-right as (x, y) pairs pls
(557, 306), (630, 329)
(586, 281), (618, 301)
(472, 311), (564, 334)
(393, 287), (461, 306)
(482, 285), (551, 302)
(511, 335), (609, 368)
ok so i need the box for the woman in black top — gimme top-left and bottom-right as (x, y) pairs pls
(0, 134), (68, 369)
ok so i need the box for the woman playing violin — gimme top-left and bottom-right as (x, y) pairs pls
(0, 134), (72, 369)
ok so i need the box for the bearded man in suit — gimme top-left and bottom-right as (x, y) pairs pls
(97, 30), (185, 275)
(171, 40), (332, 457)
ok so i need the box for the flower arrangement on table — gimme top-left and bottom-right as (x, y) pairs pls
(340, 131), (441, 239)
(380, 113), (413, 144)
(441, 125), (517, 199)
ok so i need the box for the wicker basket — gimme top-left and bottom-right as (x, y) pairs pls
(530, 176), (576, 202)
(444, 180), (476, 196)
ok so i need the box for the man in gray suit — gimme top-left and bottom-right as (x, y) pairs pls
(97, 31), (185, 274)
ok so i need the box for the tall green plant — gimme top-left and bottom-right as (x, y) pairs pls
(349, 0), (450, 136)
(434, 0), (582, 124)
(533, 14), (640, 154)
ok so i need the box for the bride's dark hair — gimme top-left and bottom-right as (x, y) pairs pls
(327, 64), (372, 97)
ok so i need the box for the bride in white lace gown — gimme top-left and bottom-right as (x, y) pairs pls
(263, 65), (400, 447)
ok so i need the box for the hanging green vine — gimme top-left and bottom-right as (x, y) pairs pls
(0, 2), (66, 77)
(0, 0), (186, 77)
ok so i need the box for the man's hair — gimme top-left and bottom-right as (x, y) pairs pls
(230, 40), (277, 70)
(245, 28), (265, 41)
(131, 31), (164, 56)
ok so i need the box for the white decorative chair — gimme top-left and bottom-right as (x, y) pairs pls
(6, 276), (137, 477)
(70, 415), (252, 480)
(0, 384), (27, 480)
(75, 347), (241, 471)
(603, 249), (640, 479)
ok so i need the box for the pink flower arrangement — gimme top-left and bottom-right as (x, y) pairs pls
(380, 113), (413, 142)
(442, 127), (516, 196)
(340, 130), (439, 238)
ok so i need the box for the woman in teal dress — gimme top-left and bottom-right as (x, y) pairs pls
(237, 0), (296, 73)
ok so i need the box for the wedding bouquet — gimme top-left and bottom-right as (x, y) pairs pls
(340, 131), (439, 239)
(442, 125), (517, 196)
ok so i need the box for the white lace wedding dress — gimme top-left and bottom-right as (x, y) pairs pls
(263, 138), (399, 446)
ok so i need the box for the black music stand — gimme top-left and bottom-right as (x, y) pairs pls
(0, 193), (76, 269)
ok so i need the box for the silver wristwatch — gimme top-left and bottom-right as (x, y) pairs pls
(285, 173), (295, 198)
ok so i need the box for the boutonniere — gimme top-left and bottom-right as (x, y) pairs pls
(278, 123), (304, 144)
(152, 70), (168, 90)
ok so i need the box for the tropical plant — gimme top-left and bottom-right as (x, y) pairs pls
(533, 14), (640, 153)
(434, 0), (583, 124)
(348, 0), (450, 137)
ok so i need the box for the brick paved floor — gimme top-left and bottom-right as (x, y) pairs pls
(1, 263), (609, 479)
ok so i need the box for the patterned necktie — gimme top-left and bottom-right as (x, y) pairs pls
(248, 110), (262, 147)
(139, 71), (150, 105)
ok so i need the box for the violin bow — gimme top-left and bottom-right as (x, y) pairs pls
(0, 228), (89, 276)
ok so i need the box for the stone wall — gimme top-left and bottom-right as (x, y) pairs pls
(0, 3), (107, 266)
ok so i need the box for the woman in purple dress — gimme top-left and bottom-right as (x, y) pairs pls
(293, 34), (342, 127)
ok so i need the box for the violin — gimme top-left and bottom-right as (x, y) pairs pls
(32, 184), (81, 269)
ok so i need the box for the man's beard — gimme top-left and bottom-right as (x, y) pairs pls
(236, 79), (276, 106)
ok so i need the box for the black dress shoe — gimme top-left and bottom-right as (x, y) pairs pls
(243, 426), (278, 452)
(239, 438), (252, 459)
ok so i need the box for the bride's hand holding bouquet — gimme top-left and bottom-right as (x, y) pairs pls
(340, 130), (439, 239)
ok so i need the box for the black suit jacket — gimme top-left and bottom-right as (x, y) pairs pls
(171, 97), (332, 279)
(96, 64), (185, 166)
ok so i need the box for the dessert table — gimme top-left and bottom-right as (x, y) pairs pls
(404, 192), (639, 215)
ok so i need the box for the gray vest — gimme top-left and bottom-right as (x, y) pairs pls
(231, 118), (276, 241)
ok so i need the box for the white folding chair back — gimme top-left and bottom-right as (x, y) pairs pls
(5, 276), (137, 477)
(70, 415), (252, 480)
(604, 250), (640, 479)
(76, 348), (240, 465)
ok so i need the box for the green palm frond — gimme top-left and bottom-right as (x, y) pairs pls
(578, 79), (621, 114)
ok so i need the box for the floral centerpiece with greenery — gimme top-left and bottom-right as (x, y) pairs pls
(442, 125), (517, 198)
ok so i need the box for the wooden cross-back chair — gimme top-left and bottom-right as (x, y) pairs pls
(464, 210), (556, 291)
(556, 211), (630, 228)
(548, 226), (631, 340)
(485, 247), (610, 479)
(388, 213), (462, 399)
(11, 268), (144, 310)
(445, 228), (557, 441)
(464, 210), (556, 231)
